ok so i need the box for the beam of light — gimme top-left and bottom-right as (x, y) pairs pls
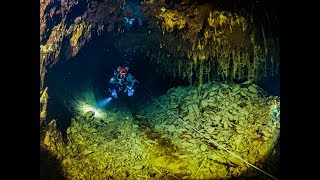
(97, 97), (112, 109)
(72, 89), (110, 119)
(78, 104), (105, 118)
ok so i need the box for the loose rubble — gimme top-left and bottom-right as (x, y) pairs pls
(41, 81), (280, 179)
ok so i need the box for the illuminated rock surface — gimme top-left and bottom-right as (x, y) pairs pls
(41, 82), (279, 179)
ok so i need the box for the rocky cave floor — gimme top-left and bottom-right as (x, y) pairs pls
(42, 81), (280, 179)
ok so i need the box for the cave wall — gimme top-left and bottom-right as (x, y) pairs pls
(143, 0), (280, 85)
(40, 0), (124, 126)
(40, 0), (280, 124)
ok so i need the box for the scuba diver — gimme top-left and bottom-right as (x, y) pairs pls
(124, 17), (136, 27)
(121, 0), (143, 31)
(109, 66), (138, 98)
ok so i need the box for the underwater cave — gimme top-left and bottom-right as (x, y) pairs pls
(40, 0), (280, 179)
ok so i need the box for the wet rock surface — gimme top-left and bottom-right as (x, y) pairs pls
(42, 82), (280, 179)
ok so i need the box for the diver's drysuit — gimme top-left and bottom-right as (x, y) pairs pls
(109, 66), (137, 98)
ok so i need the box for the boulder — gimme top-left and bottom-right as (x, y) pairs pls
(248, 85), (258, 94)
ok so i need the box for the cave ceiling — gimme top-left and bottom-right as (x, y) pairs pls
(40, 0), (280, 90)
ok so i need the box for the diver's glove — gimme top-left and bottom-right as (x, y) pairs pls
(111, 89), (118, 98)
(109, 77), (116, 84)
(127, 87), (135, 96)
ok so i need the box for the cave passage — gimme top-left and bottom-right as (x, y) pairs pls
(41, 1), (280, 179)
(44, 28), (280, 139)
(44, 32), (173, 136)
(44, 28), (280, 136)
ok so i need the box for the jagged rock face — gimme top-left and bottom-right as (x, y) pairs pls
(146, 0), (279, 84)
(40, 87), (49, 126)
(40, 0), (125, 91)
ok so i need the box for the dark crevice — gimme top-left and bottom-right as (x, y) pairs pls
(44, 0), (60, 15)
(64, 0), (88, 28)
(40, 146), (66, 180)
(42, 1), (62, 45)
